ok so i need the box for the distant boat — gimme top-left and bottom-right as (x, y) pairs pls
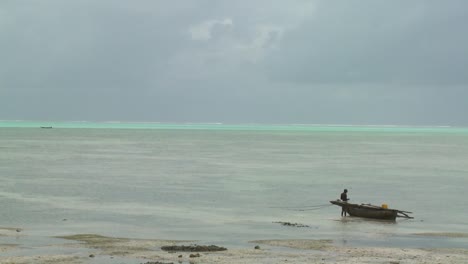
(330, 200), (413, 220)
(40, 126), (53, 129)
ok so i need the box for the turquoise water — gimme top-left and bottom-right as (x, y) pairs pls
(2, 120), (468, 133)
(1, 122), (468, 249)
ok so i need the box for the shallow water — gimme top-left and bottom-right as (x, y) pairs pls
(1, 123), (468, 249)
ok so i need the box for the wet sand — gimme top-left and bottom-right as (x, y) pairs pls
(2, 229), (468, 264)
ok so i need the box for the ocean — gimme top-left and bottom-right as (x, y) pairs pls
(1, 121), (468, 250)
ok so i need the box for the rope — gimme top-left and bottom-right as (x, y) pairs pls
(287, 204), (333, 211)
(270, 203), (333, 211)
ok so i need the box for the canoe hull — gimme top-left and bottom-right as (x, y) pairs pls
(330, 200), (397, 220)
(346, 206), (397, 220)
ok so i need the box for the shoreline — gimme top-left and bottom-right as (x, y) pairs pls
(2, 228), (468, 264)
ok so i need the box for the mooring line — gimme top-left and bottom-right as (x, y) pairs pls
(270, 204), (333, 210)
(287, 204), (333, 211)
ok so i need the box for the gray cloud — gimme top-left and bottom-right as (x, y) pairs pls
(1, 0), (467, 125)
(266, 0), (468, 85)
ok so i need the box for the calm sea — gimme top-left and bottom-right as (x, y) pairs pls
(1, 121), (468, 249)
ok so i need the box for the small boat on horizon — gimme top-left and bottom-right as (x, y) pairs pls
(40, 126), (53, 129)
(330, 200), (413, 220)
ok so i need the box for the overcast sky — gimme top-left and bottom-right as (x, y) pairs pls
(1, 0), (468, 125)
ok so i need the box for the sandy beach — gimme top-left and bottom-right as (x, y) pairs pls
(2, 227), (468, 264)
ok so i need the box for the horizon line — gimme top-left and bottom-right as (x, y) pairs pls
(0, 119), (465, 129)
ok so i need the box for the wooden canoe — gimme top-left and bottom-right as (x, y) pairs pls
(330, 200), (412, 220)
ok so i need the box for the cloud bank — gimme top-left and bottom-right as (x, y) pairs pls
(1, 0), (467, 125)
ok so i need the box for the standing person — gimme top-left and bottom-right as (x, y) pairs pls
(340, 189), (349, 217)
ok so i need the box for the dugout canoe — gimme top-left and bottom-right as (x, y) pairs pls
(330, 200), (413, 220)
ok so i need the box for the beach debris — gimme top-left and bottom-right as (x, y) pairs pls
(412, 232), (468, 238)
(16, 229), (21, 232)
(178, 255), (183, 258)
(89, 254), (95, 258)
(161, 244), (227, 252)
(254, 245), (260, 249)
(145, 261), (174, 264)
(56, 234), (189, 257)
(189, 253), (200, 258)
(251, 239), (333, 250)
(273, 221), (310, 228)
